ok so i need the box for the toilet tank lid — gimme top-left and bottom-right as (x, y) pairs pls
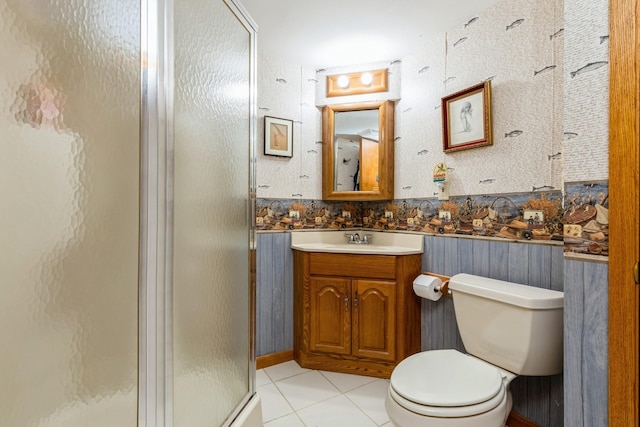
(449, 273), (563, 309)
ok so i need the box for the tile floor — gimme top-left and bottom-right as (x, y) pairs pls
(257, 360), (393, 427)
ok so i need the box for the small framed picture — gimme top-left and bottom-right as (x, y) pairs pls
(264, 116), (293, 157)
(523, 209), (545, 229)
(439, 210), (451, 221)
(442, 81), (493, 153)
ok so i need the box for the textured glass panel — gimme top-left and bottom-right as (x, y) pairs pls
(173, 0), (251, 425)
(0, 1), (139, 426)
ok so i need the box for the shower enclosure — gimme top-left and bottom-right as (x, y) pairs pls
(0, 0), (258, 425)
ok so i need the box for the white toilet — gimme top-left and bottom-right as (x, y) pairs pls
(385, 273), (563, 427)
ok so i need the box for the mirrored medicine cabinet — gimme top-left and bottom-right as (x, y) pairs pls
(322, 100), (394, 201)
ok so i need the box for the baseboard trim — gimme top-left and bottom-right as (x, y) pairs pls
(256, 349), (294, 369)
(507, 412), (539, 427)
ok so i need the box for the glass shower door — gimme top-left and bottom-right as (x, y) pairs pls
(172, 0), (255, 425)
(0, 0), (140, 425)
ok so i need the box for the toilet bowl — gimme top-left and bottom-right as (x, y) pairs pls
(386, 273), (564, 427)
(385, 350), (515, 427)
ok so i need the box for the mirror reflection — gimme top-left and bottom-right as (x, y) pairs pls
(334, 109), (380, 192)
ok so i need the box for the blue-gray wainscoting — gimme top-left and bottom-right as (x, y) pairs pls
(256, 232), (294, 356)
(563, 259), (608, 427)
(256, 232), (608, 427)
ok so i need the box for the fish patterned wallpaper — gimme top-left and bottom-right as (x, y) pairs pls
(563, 0), (609, 183)
(255, 0), (610, 258)
(396, 0), (564, 199)
(256, 56), (321, 199)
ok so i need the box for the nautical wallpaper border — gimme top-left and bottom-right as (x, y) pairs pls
(256, 180), (609, 258)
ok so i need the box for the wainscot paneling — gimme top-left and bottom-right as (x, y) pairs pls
(256, 232), (294, 356)
(564, 259), (608, 427)
(422, 235), (565, 427)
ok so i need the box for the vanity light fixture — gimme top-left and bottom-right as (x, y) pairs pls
(326, 68), (389, 97)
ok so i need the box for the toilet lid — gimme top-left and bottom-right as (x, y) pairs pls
(390, 349), (504, 407)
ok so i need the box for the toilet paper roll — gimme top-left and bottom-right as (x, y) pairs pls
(413, 274), (443, 301)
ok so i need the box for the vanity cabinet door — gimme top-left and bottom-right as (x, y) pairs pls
(293, 250), (421, 378)
(352, 279), (396, 362)
(309, 276), (351, 356)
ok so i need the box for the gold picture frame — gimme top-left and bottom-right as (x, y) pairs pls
(442, 81), (492, 153)
(264, 116), (293, 157)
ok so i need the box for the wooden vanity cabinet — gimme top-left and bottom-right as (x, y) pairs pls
(293, 250), (422, 378)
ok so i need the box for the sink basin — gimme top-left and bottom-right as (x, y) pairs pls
(290, 230), (424, 255)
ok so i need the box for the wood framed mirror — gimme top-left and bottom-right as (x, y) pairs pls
(322, 100), (394, 200)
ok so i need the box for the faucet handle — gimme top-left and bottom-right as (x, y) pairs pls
(362, 234), (372, 244)
(345, 233), (355, 243)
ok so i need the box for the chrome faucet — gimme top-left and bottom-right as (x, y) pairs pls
(346, 233), (360, 243)
(345, 232), (371, 244)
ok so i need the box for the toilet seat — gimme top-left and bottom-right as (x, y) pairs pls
(389, 349), (506, 418)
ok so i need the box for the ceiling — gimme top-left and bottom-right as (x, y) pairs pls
(240, 0), (500, 69)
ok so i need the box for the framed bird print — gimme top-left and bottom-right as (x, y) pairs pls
(442, 81), (492, 153)
(264, 116), (293, 157)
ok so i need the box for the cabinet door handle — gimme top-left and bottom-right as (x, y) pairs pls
(344, 295), (349, 311)
(354, 291), (358, 308)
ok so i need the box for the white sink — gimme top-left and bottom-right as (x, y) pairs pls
(290, 230), (424, 255)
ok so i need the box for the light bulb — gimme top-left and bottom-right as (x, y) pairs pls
(360, 72), (373, 86)
(337, 75), (349, 88)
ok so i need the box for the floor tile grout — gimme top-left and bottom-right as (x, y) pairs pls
(259, 361), (391, 426)
(272, 375), (340, 412)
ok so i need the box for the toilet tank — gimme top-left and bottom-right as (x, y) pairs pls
(448, 273), (563, 376)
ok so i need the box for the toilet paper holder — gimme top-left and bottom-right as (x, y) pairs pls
(423, 272), (452, 296)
